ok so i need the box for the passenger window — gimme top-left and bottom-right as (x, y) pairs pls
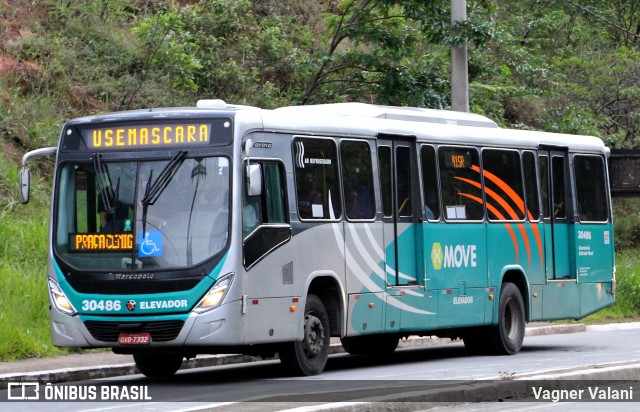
(482, 149), (525, 221)
(341, 140), (375, 220)
(539, 155), (550, 219)
(378, 146), (392, 218)
(574, 155), (608, 222)
(396, 146), (413, 217)
(243, 161), (290, 267)
(420, 145), (440, 220)
(294, 137), (341, 220)
(523, 151), (540, 221)
(439, 146), (483, 221)
(552, 156), (566, 218)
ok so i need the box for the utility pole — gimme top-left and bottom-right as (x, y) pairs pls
(451, 0), (469, 112)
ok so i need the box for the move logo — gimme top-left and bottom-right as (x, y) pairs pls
(431, 243), (478, 270)
(431, 242), (444, 270)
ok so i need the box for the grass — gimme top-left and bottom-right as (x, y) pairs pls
(0, 152), (67, 360)
(584, 249), (640, 323)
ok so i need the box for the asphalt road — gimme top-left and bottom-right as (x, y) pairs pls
(2, 324), (640, 411)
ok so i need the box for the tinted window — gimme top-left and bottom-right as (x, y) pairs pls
(243, 161), (290, 267)
(482, 149), (525, 221)
(539, 155), (550, 219)
(552, 156), (566, 218)
(243, 162), (287, 237)
(378, 146), (392, 217)
(439, 146), (483, 221)
(421, 145), (440, 220)
(294, 138), (341, 220)
(341, 140), (375, 220)
(523, 151), (540, 221)
(397, 146), (413, 217)
(574, 155), (608, 222)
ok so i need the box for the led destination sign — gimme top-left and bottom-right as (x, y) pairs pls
(70, 233), (134, 253)
(84, 123), (212, 150)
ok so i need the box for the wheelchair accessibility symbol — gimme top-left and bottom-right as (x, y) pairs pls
(138, 231), (162, 257)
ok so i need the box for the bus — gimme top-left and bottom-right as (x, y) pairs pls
(19, 100), (615, 377)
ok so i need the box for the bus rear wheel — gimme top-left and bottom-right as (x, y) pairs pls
(133, 353), (183, 378)
(341, 334), (399, 356)
(279, 294), (330, 376)
(491, 282), (526, 354)
(464, 283), (525, 355)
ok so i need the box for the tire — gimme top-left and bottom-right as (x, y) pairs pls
(341, 334), (399, 356)
(279, 294), (330, 376)
(490, 282), (526, 355)
(133, 353), (183, 378)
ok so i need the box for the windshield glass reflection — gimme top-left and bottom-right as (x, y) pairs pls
(55, 157), (230, 271)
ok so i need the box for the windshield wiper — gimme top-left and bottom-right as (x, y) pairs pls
(140, 150), (187, 234)
(93, 154), (121, 232)
(141, 151), (187, 206)
(93, 153), (115, 213)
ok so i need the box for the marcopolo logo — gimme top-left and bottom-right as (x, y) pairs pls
(431, 242), (478, 270)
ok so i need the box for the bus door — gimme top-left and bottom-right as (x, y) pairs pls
(540, 148), (580, 318)
(539, 149), (574, 280)
(377, 136), (422, 288)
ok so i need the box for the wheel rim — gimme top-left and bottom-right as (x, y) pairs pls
(504, 298), (520, 341)
(303, 312), (325, 358)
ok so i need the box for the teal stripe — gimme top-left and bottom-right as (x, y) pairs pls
(53, 253), (227, 316)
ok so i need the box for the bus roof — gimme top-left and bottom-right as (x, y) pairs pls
(260, 103), (606, 154)
(62, 102), (607, 154)
(272, 103), (499, 128)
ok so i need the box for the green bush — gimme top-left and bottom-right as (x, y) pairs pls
(613, 198), (640, 252)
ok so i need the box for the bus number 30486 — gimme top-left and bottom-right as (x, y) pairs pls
(82, 300), (122, 311)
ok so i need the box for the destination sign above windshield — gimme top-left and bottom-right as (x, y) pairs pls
(83, 122), (212, 150)
(66, 117), (234, 151)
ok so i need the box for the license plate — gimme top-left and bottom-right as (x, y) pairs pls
(118, 332), (151, 345)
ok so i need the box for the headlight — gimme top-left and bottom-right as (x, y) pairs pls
(194, 273), (234, 313)
(48, 277), (77, 316)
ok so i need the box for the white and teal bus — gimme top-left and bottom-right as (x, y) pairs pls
(19, 101), (615, 377)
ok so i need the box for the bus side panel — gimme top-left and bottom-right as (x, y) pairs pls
(347, 292), (384, 335)
(344, 221), (388, 335)
(580, 282), (615, 318)
(574, 223), (615, 318)
(574, 224), (615, 283)
(243, 223), (345, 343)
(542, 281), (580, 320)
(243, 297), (301, 343)
(344, 222), (386, 295)
(529, 284), (544, 321)
(423, 223), (488, 328)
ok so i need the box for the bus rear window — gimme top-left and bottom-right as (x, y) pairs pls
(574, 155), (609, 222)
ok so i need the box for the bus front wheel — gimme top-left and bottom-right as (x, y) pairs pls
(133, 353), (183, 378)
(279, 294), (330, 376)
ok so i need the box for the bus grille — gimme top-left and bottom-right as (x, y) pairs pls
(84, 320), (185, 342)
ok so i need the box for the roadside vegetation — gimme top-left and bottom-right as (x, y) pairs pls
(0, 0), (639, 360)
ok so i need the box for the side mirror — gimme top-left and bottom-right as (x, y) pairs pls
(18, 167), (31, 204)
(246, 164), (262, 197)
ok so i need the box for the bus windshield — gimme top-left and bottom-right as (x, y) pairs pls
(54, 156), (230, 271)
